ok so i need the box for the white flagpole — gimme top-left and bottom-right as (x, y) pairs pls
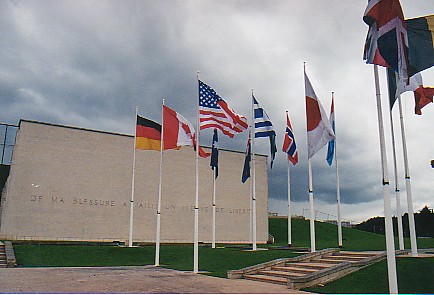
(373, 65), (398, 294)
(251, 90), (257, 251)
(286, 111), (292, 247)
(397, 95), (418, 255)
(155, 99), (165, 266)
(304, 63), (316, 253)
(212, 164), (216, 249)
(287, 158), (292, 247)
(333, 92), (343, 248)
(128, 106), (138, 247)
(308, 158), (315, 252)
(388, 102), (404, 250)
(249, 130), (253, 245)
(194, 72), (200, 273)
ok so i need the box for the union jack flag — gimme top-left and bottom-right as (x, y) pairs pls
(199, 80), (248, 138)
(363, 0), (409, 83)
(282, 112), (298, 166)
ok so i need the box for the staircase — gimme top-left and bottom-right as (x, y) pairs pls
(228, 249), (386, 290)
(0, 242), (7, 268)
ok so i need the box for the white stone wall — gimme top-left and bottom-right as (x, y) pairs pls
(0, 120), (269, 243)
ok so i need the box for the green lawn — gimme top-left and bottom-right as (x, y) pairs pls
(13, 244), (299, 278)
(304, 257), (434, 294)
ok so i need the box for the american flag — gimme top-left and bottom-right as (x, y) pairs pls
(199, 80), (248, 138)
(282, 112), (298, 166)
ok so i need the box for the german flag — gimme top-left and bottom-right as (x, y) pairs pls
(135, 115), (161, 151)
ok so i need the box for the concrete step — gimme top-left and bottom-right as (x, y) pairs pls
(311, 258), (358, 264)
(272, 265), (318, 273)
(290, 262), (334, 269)
(243, 274), (287, 285)
(258, 270), (307, 278)
(326, 255), (369, 260)
(339, 251), (380, 257)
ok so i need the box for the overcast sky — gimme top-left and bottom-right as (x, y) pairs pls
(1, 0), (433, 223)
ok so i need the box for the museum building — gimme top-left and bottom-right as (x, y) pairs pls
(0, 119), (269, 244)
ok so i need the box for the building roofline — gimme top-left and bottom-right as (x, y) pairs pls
(18, 119), (268, 157)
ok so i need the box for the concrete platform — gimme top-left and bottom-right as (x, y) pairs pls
(0, 266), (311, 293)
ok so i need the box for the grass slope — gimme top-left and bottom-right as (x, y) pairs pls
(269, 217), (434, 250)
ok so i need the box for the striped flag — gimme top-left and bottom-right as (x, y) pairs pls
(326, 96), (335, 166)
(282, 112), (298, 166)
(254, 95), (277, 168)
(135, 115), (161, 151)
(199, 80), (248, 138)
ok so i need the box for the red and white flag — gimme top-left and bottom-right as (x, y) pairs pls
(304, 72), (335, 159)
(163, 105), (210, 158)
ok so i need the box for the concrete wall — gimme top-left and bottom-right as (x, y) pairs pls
(0, 120), (269, 243)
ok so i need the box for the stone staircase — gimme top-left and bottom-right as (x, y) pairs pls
(228, 249), (386, 289)
(0, 242), (7, 268)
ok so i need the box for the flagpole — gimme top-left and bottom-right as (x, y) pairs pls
(388, 100), (404, 251)
(128, 106), (138, 247)
(212, 137), (217, 249)
(373, 65), (398, 294)
(304, 63), (316, 253)
(251, 89), (257, 251)
(333, 92), (343, 248)
(249, 131), (253, 245)
(308, 158), (315, 253)
(284, 111), (292, 247)
(155, 99), (165, 266)
(194, 72), (200, 273)
(397, 95), (418, 256)
(287, 159), (292, 247)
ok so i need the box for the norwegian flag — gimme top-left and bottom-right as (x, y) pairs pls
(282, 112), (298, 166)
(199, 80), (248, 138)
(363, 0), (409, 83)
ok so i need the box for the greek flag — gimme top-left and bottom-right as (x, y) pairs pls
(254, 95), (277, 168)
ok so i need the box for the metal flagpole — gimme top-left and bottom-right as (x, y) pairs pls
(249, 130), (253, 245)
(128, 106), (138, 247)
(397, 95), (418, 256)
(194, 72), (200, 273)
(373, 65), (398, 294)
(333, 92), (343, 248)
(251, 90), (257, 251)
(287, 157), (292, 247)
(155, 99), (165, 266)
(388, 102), (404, 250)
(212, 162), (216, 249)
(308, 158), (315, 253)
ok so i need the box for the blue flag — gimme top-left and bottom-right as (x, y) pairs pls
(242, 136), (251, 183)
(253, 95), (277, 168)
(210, 128), (219, 179)
(326, 97), (335, 166)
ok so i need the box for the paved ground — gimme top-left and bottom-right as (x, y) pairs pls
(0, 266), (310, 294)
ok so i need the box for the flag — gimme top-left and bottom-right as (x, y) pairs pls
(326, 97), (335, 166)
(305, 72), (335, 159)
(253, 95), (277, 168)
(199, 80), (248, 138)
(163, 105), (210, 158)
(282, 112), (298, 166)
(387, 14), (434, 109)
(210, 128), (219, 178)
(406, 14), (434, 77)
(241, 135), (251, 183)
(135, 115), (161, 151)
(388, 70), (434, 115)
(363, 0), (409, 83)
